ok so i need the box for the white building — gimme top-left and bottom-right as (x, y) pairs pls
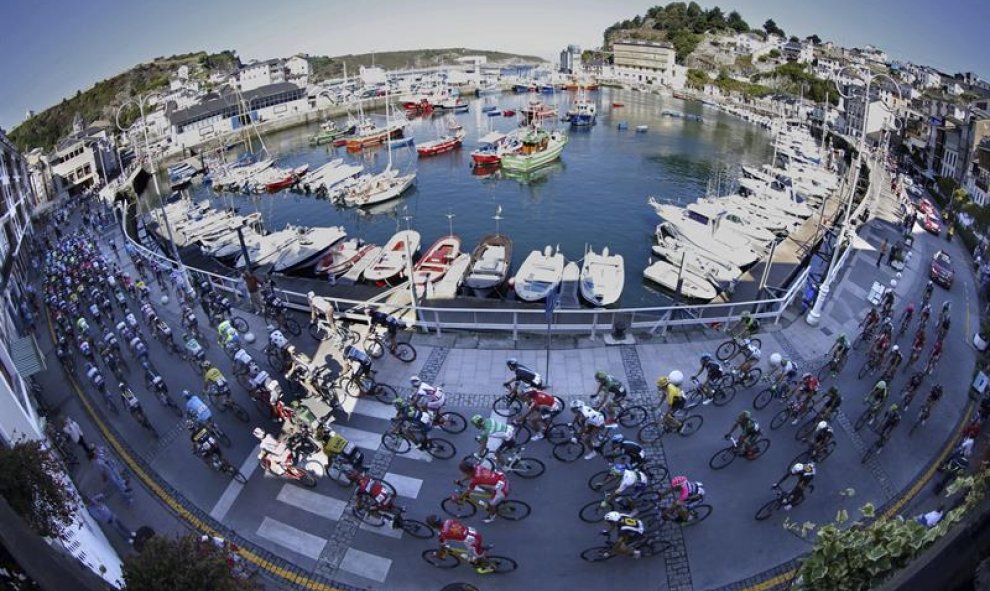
(237, 59), (286, 92)
(781, 40), (813, 64)
(611, 39), (677, 86)
(843, 95), (895, 141)
(49, 126), (119, 196)
(559, 44), (581, 73)
(285, 55), (311, 85)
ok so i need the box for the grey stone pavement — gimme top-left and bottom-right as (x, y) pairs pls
(32, 160), (979, 591)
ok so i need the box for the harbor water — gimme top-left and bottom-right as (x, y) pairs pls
(162, 88), (774, 307)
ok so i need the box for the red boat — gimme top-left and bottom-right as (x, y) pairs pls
(412, 235), (462, 288)
(417, 130), (465, 157)
(470, 131), (508, 166)
(612, 102), (624, 107)
(501, 110), (516, 117)
(264, 165), (309, 193)
(314, 238), (376, 276)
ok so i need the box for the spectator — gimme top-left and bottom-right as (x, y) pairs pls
(94, 446), (133, 504)
(86, 494), (134, 542)
(915, 505), (944, 528)
(62, 417), (95, 460)
(876, 240), (887, 268)
(243, 271), (263, 314)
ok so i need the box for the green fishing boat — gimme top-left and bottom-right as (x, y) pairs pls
(499, 128), (568, 173)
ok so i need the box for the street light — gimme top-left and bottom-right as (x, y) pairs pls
(115, 93), (191, 290)
(806, 68), (902, 325)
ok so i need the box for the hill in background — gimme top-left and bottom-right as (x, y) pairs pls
(308, 48), (544, 81)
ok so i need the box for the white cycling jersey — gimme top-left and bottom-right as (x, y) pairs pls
(269, 330), (288, 350)
(233, 349), (253, 366)
(579, 406), (606, 427)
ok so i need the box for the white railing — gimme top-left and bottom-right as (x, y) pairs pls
(122, 204), (824, 339)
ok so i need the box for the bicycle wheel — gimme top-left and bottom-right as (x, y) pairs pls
(393, 343), (416, 363)
(589, 470), (619, 493)
(382, 432), (411, 454)
(751, 438), (771, 459)
(267, 350), (285, 372)
(618, 405), (648, 428)
(231, 316), (249, 333)
(708, 446), (738, 470)
(552, 440), (584, 463)
(686, 504), (713, 524)
(426, 438), (456, 460)
(353, 505), (387, 527)
(715, 340), (737, 361)
(208, 392), (226, 412)
(854, 409), (872, 431)
(753, 388), (775, 410)
(492, 395), (522, 418)
(684, 389), (705, 411)
(213, 427), (232, 448)
(497, 500), (531, 521)
(282, 317), (301, 336)
(373, 384), (397, 405)
(308, 321), (330, 341)
(857, 360), (872, 380)
(640, 536), (673, 556)
(484, 556), (518, 574)
(770, 409), (791, 430)
(677, 415), (703, 436)
(546, 422), (576, 445)
(817, 361), (833, 382)
(579, 500), (612, 523)
(795, 417), (818, 442)
(755, 498), (780, 521)
(422, 549), (460, 569)
(365, 337), (384, 358)
(441, 497), (477, 518)
(638, 423), (663, 444)
(437, 412), (466, 434)
(294, 470), (318, 488)
(713, 385), (737, 406)
(642, 462), (669, 483)
(400, 518), (434, 539)
(581, 546), (615, 562)
(229, 402), (250, 423)
(512, 457), (545, 479)
(741, 368), (762, 389)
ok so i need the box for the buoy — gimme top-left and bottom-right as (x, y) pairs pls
(242, 332), (256, 344)
(160, 295), (169, 305)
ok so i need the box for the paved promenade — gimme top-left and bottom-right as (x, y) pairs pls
(34, 161), (980, 591)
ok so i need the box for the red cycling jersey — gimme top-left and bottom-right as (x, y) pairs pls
(357, 477), (393, 508)
(526, 389), (556, 408)
(439, 518), (482, 550)
(468, 466), (507, 493)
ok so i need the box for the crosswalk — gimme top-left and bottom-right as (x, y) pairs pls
(250, 396), (428, 585)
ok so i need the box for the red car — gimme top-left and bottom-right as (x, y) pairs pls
(930, 250), (954, 288)
(923, 214), (941, 235)
(917, 199), (934, 216)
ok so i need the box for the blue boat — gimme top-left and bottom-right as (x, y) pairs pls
(482, 104), (498, 112)
(486, 110), (502, 117)
(514, 83), (533, 93)
(540, 84), (555, 94)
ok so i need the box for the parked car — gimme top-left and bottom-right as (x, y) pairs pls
(923, 213), (942, 235)
(930, 250), (954, 288)
(918, 198), (935, 216)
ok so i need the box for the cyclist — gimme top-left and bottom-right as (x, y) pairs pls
(343, 344), (373, 383)
(899, 303), (915, 330)
(875, 403), (902, 444)
(666, 475), (705, 522)
(939, 301), (952, 324)
(232, 348), (255, 375)
(860, 307), (880, 334)
(827, 334), (849, 370)
(725, 410), (762, 457)
(366, 305), (406, 352)
(140, 301), (157, 326)
(657, 371), (685, 426)
(392, 398), (431, 449)
(504, 358), (542, 389)
(456, 457), (509, 523)
(883, 345), (903, 378)
(937, 311), (951, 340)
(922, 280), (934, 306)
(605, 434), (646, 467)
(202, 361), (228, 392)
(811, 421), (834, 456)
(927, 337), (944, 373)
(769, 353), (798, 389)
(184, 389), (212, 426)
(901, 371), (926, 408)
(734, 340), (762, 375)
(919, 302), (932, 328)
(76, 315), (91, 337)
(129, 336), (149, 365)
(920, 384), (945, 416)
(118, 382), (144, 418)
(425, 515), (488, 572)
(252, 428), (292, 476)
(910, 329), (926, 362)
(733, 311), (760, 338)
(78, 337), (94, 360)
(592, 371), (628, 418)
(410, 376), (445, 414)
(570, 400), (607, 460)
(191, 424), (224, 465)
(691, 354), (725, 402)
(774, 463), (816, 510)
(470, 415), (515, 459)
(818, 386), (842, 421)
(102, 329), (120, 355)
(217, 318), (236, 341)
(180, 305), (199, 333)
(866, 380), (889, 417)
(352, 471), (396, 515)
(513, 388), (560, 440)
(601, 512), (646, 558)
(602, 463), (649, 509)
(308, 290), (335, 327)
(880, 290), (894, 318)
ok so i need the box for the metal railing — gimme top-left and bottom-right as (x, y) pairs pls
(123, 203), (820, 340)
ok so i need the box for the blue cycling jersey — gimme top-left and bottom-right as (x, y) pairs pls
(185, 396), (212, 423)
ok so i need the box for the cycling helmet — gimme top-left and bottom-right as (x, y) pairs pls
(603, 511), (623, 524)
(594, 370), (607, 381)
(739, 410), (751, 420)
(459, 457), (480, 473)
(802, 372), (812, 381)
(876, 380), (887, 391)
(182, 389), (192, 400)
(816, 421), (829, 431)
(506, 358), (518, 369)
(426, 514), (443, 529)
(927, 280), (933, 288)
(610, 433), (624, 444)
(700, 353), (712, 364)
(611, 463), (629, 474)
(770, 352), (782, 367)
(837, 334), (848, 344)
(791, 463), (806, 475)
(670, 475), (688, 488)
(252, 427), (265, 439)
(888, 403), (899, 412)
(656, 376), (669, 388)
(410, 376), (422, 387)
(668, 370), (683, 386)
(470, 414), (485, 428)
(307, 290), (315, 299)
(118, 382), (126, 390)
(201, 360), (213, 370)
(570, 399), (585, 410)
(892, 345), (899, 353)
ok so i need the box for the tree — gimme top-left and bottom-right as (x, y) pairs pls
(763, 18), (785, 38)
(727, 10), (750, 33)
(806, 34), (822, 45)
(0, 440), (78, 539)
(123, 534), (262, 591)
(789, 35), (800, 42)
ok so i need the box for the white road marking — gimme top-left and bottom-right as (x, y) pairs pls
(359, 520), (403, 539)
(275, 484), (346, 520)
(383, 472), (423, 499)
(256, 517), (327, 560)
(209, 445), (260, 521)
(353, 398), (397, 420)
(338, 547), (392, 583)
(334, 425), (433, 462)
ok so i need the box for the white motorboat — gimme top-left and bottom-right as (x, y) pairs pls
(697, 194), (805, 228)
(558, 262), (581, 309)
(271, 226), (349, 272)
(206, 226), (264, 260)
(736, 179), (815, 218)
(649, 199), (777, 245)
(235, 227), (300, 269)
(463, 234), (513, 297)
(651, 237), (742, 286)
(187, 212), (264, 247)
(513, 245), (565, 302)
(210, 159), (274, 191)
(300, 159), (364, 193)
(685, 199), (794, 236)
(643, 259), (718, 301)
(357, 171), (416, 208)
(655, 221), (760, 269)
(363, 230), (421, 284)
(429, 253), (472, 299)
(580, 246), (624, 307)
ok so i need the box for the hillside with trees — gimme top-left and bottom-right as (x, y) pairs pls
(8, 51), (239, 152)
(307, 48), (543, 82)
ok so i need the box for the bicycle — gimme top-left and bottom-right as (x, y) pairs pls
(381, 419), (456, 459)
(861, 420), (897, 462)
(550, 423), (617, 463)
(602, 399), (649, 428)
(770, 395), (815, 430)
(589, 463), (669, 493)
(754, 483), (814, 521)
(909, 400), (939, 435)
(854, 402), (884, 431)
(365, 330), (417, 363)
(473, 446), (546, 479)
(856, 348), (885, 379)
(206, 382), (250, 423)
(924, 350), (942, 376)
(637, 408), (704, 444)
(650, 497), (713, 526)
(852, 322), (876, 350)
(185, 418), (232, 448)
(709, 435), (770, 469)
(579, 489), (662, 523)
(816, 350), (848, 381)
(309, 313), (359, 346)
(726, 364), (762, 389)
(715, 335), (762, 363)
(264, 304), (301, 336)
(580, 534), (671, 562)
(352, 504), (434, 539)
(790, 438), (837, 465)
(197, 449), (248, 483)
(343, 371), (398, 404)
(753, 378), (794, 410)
(441, 487), (531, 521)
(422, 545), (517, 574)
(685, 377), (736, 408)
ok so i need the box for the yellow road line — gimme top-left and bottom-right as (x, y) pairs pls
(46, 312), (344, 591)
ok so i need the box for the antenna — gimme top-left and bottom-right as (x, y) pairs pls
(445, 211), (455, 237)
(493, 205), (503, 235)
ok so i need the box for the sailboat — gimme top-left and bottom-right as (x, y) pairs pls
(464, 207), (513, 297)
(580, 246), (624, 307)
(342, 92), (417, 208)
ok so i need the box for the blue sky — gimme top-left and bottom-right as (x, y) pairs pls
(0, 0), (986, 131)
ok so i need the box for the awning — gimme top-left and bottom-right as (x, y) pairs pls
(9, 335), (46, 377)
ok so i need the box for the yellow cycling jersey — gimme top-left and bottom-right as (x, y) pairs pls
(665, 384), (684, 407)
(204, 367), (224, 383)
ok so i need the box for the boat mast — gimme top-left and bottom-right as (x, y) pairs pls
(446, 211), (455, 238)
(494, 205), (503, 236)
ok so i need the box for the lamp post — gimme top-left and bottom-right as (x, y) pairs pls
(115, 94), (190, 290)
(806, 69), (902, 326)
